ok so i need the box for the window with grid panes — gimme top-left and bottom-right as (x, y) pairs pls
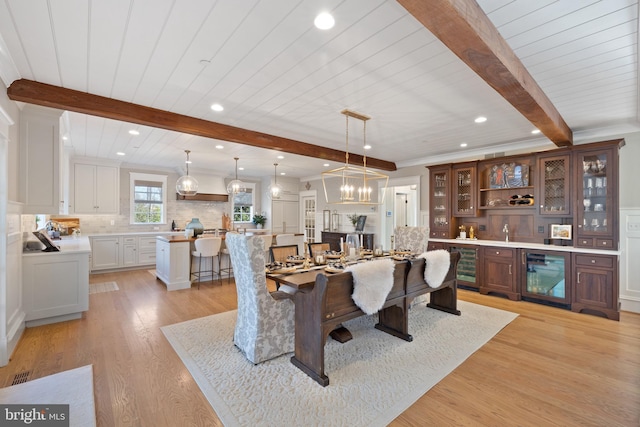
(130, 173), (167, 224)
(232, 187), (254, 223)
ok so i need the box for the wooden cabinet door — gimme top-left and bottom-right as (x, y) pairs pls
(537, 153), (571, 216)
(452, 162), (477, 217)
(429, 165), (453, 238)
(480, 247), (520, 300)
(572, 253), (618, 320)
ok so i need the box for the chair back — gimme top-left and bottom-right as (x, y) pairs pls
(308, 242), (330, 258)
(394, 226), (429, 253)
(193, 236), (222, 257)
(270, 245), (298, 263)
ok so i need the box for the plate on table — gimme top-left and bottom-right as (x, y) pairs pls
(325, 253), (342, 259)
(286, 256), (306, 264)
(267, 266), (297, 274)
(325, 265), (347, 274)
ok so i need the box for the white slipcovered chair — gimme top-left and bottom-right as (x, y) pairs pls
(225, 233), (295, 364)
(394, 226), (429, 253)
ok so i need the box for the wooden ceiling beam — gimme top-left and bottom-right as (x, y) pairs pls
(397, 0), (573, 147)
(7, 79), (397, 171)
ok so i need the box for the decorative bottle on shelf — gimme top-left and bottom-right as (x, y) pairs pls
(185, 218), (204, 237)
(171, 220), (176, 231)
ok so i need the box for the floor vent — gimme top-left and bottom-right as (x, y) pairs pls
(11, 371), (30, 385)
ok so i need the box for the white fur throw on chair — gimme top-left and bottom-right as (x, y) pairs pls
(418, 249), (451, 288)
(346, 258), (395, 315)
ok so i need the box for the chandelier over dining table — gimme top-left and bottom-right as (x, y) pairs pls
(322, 109), (388, 205)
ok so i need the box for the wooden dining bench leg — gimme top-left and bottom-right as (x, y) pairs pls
(376, 301), (412, 341)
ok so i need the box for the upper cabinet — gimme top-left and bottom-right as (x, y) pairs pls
(72, 160), (119, 214)
(429, 165), (453, 238)
(19, 106), (67, 214)
(537, 152), (571, 216)
(452, 162), (477, 217)
(478, 156), (534, 210)
(574, 141), (621, 250)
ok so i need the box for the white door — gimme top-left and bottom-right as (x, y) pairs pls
(300, 190), (317, 242)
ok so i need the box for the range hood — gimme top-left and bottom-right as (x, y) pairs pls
(176, 174), (229, 202)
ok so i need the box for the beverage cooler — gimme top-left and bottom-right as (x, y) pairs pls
(449, 245), (479, 290)
(520, 250), (571, 307)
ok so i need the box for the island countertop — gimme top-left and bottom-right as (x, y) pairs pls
(23, 236), (92, 256)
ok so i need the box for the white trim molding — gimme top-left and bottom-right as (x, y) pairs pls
(619, 208), (640, 313)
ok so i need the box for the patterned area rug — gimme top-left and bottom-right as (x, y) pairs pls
(89, 281), (119, 294)
(0, 365), (96, 427)
(162, 301), (518, 427)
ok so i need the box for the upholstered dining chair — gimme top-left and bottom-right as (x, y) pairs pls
(394, 226), (429, 254)
(224, 233), (295, 364)
(269, 244), (298, 263)
(191, 236), (222, 289)
(308, 242), (330, 258)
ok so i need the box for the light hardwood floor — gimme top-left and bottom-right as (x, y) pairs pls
(1, 269), (638, 426)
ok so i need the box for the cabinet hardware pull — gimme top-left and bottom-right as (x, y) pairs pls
(509, 265), (512, 275)
(522, 252), (525, 265)
(577, 272), (581, 283)
(496, 251), (499, 255)
(591, 259), (596, 263)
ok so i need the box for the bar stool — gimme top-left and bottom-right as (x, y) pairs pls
(219, 246), (233, 284)
(191, 237), (222, 289)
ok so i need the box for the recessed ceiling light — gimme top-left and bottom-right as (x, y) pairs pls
(460, 143), (468, 148)
(129, 130), (140, 135)
(277, 155), (284, 159)
(531, 129), (541, 134)
(116, 152), (125, 156)
(280, 172), (286, 176)
(211, 103), (224, 112)
(62, 136), (68, 141)
(314, 12), (335, 30)
(323, 163), (330, 167)
(239, 167), (244, 171)
(364, 144), (371, 150)
(215, 145), (224, 149)
(474, 116), (487, 123)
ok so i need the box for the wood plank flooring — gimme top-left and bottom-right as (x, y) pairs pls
(0, 269), (638, 426)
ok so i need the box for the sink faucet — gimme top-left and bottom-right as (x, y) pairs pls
(503, 224), (509, 242)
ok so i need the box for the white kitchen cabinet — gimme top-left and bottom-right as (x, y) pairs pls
(137, 236), (157, 265)
(73, 162), (119, 214)
(272, 200), (299, 234)
(91, 236), (121, 270)
(155, 237), (191, 291)
(19, 105), (67, 214)
(22, 238), (90, 326)
(122, 236), (137, 267)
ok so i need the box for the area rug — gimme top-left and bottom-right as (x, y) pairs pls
(89, 281), (119, 294)
(0, 365), (96, 427)
(162, 301), (518, 427)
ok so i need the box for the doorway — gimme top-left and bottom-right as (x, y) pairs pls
(379, 177), (420, 250)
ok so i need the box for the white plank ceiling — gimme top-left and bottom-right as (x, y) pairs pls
(0, 0), (637, 180)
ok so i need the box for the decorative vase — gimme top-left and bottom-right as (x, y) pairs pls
(186, 218), (204, 237)
(256, 224), (263, 229)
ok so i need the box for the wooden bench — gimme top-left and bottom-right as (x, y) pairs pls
(290, 252), (461, 386)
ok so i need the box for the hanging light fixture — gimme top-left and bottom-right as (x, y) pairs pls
(176, 149), (199, 196)
(227, 157), (246, 194)
(322, 109), (388, 205)
(268, 163), (283, 200)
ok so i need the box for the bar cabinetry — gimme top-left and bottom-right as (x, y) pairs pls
(429, 165), (453, 238)
(520, 249), (570, 306)
(449, 244), (479, 289)
(572, 253), (619, 320)
(537, 152), (571, 216)
(452, 162), (477, 217)
(574, 143), (620, 249)
(480, 246), (520, 301)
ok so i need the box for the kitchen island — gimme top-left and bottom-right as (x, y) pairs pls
(155, 235), (195, 291)
(22, 236), (91, 326)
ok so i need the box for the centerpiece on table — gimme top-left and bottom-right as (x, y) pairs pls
(252, 214), (267, 229)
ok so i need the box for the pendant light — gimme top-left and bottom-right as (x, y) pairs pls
(268, 163), (283, 200)
(176, 150), (198, 196)
(321, 109), (388, 205)
(227, 157), (246, 194)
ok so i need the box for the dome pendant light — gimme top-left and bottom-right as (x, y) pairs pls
(227, 157), (246, 194)
(268, 163), (283, 200)
(176, 150), (198, 196)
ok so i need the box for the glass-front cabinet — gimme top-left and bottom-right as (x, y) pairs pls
(449, 245), (479, 289)
(520, 250), (570, 306)
(537, 152), (571, 216)
(575, 145), (618, 249)
(452, 162), (477, 217)
(429, 165), (453, 238)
